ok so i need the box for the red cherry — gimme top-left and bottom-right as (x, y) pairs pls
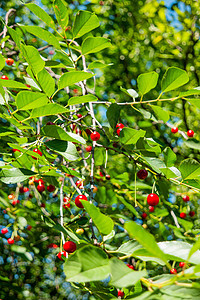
(105, 175), (111, 180)
(180, 212), (186, 219)
(6, 58), (14, 66)
(73, 88), (78, 94)
(189, 211), (195, 217)
(27, 225), (32, 231)
(117, 290), (124, 298)
(1, 75), (9, 80)
(187, 130), (194, 137)
(86, 145), (92, 152)
(37, 184), (45, 193)
(63, 197), (70, 203)
(171, 127), (178, 133)
(32, 148), (42, 160)
(127, 263), (134, 270)
(142, 212), (147, 219)
(63, 203), (71, 209)
(46, 121), (55, 125)
(149, 206), (155, 213)
(63, 241), (77, 253)
(7, 238), (14, 245)
(182, 195), (189, 202)
(47, 185), (55, 192)
(90, 131), (100, 141)
(12, 200), (19, 205)
(19, 186), (24, 193)
(57, 251), (67, 261)
(23, 187), (29, 193)
(47, 243), (58, 248)
(1, 228), (8, 234)
(40, 203), (45, 208)
(116, 123), (124, 129)
(76, 113), (82, 118)
(75, 195), (87, 208)
(147, 193), (159, 206)
(70, 124), (76, 131)
(170, 268), (177, 274)
(117, 128), (123, 136)
(85, 128), (92, 136)
(76, 180), (84, 189)
(12, 148), (20, 153)
(99, 171), (104, 177)
(76, 128), (81, 135)
(137, 169), (148, 180)
(35, 178), (44, 185)
(25, 84), (31, 88)
(179, 262), (186, 268)
(99, 0), (104, 5)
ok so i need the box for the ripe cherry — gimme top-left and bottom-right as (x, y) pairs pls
(127, 263), (134, 270)
(57, 251), (67, 261)
(1, 228), (8, 234)
(12, 200), (20, 205)
(106, 175), (111, 180)
(137, 169), (148, 180)
(182, 195), (189, 202)
(142, 212), (147, 219)
(32, 148), (42, 160)
(19, 186), (25, 193)
(25, 84), (31, 88)
(41, 203), (45, 208)
(46, 121), (55, 125)
(47, 185), (55, 192)
(86, 145), (92, 152)
(27, 225), (32, 231)
(70, 124), (76, 131)
(75, 195), (87, 208)
(1, 75), (9, 80)
(76, 113), (82, 118)
(189, 211), (195, 217)
(12, 148), (20, 153)
(76, 180), (84, 189)
(49, 50), (54, 55)
(8, 194), (14, 200)
(90, 131), (100, 141)
(23, 187), (29, 193)
(6, 58), (14, 66)
(63, 197), (70, 203)
(116, 123), (124, 129)
(149, 206), (155, 213)
(170, 268), (177, 274)
(76, 128), (81, 135)
(171, 127), (178, 133)
(63, 203), (70, 209)
(99, 171), (104, 177)
(93, 186), (98, 193)
(180, 212), (186, 219)
(147, 193), (159, 206)
(63, 241), (77, 253)
(7, 238), (14, 245)
(37, 184), (45, 193)
(117, 290), (124, 298)
(187, 130), (194, 137)
(73, 88), (78, 94)
(179, 262), (186, 268)
(85, 128), (92, 136)
(47, 243), (58, 248)
(117, 128), (123, 136)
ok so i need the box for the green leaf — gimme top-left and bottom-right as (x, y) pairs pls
(116, 240), (142, 255)
(161, 67), (189, 93)
(120, 86), (139, 99)
(150, 105), (169, 123)
(37, 68), (55, 97)
(7, 27), (23, 49)
(125, 221), (170, 267)
(119, 128), (146, 145)
(82, 37), (111, 55)
(58, 71), (93, 90)
(20, 26), (61, 49)
(188, 237), (200, 261)
(110, 257), (147, 288)
(41, 125), (86, 144)
(21, 45), (45, 76)
(10, 245), (26, 254)
(179, 158), (200, 180)
(82, 201), (114, 235)
(88, 61), (113, 69)
(0, 168), (36, 184)
(64, 245), (110, 282)
(137, 71), (159, 95)
(16, 91), (49, 110)
(26, 3), (56, 30)
(179, 87), (200, 97)
(117, 195), (139, 218)
(0, 54), (5, 71)
(0, 79), (29, 90)
(68, 94), (97, 106)
(44, 140), (79, 161)
(73, 10), (100, 39)
(163, 147), (176, 167)
(106, 103), (121, 129)
(187, 99), (200, 109)
(184, 139), (200, 150)
(30, 103), (69, 118)
(53, 0), (69, 31)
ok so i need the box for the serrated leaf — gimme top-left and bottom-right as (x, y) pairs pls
(26, 3), (56, 30)
(161, 67), (189, 93)
(44, 140), (79, 161)
(179, 158), (200, 180)
(58, 71), (93, 90)
(73, 10), (99, 39)
(68, 94), (97, 106)
(0, 79), (29, 90)
(150, 105), (169, 123)
(16, 91), (49, 110)
(30, 103), (69, 118)
(21, 45), (45, 76)
(106, 103), (121, 129)
(82, 37), (111, 55)
(137, 71), (159, 95)
(37, 68), (55, 97)
(119, 128), (146, 145)
(163, 147), (176, 167)
(0, 168), (36, 184)
(53, 0), (69, 31)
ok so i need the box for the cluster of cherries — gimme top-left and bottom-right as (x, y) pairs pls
(171, 127), (194, 138)
(180, 195), (195, 219)
(57, 240), (77, 261)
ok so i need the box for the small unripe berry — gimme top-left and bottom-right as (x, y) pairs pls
(170, 268), (177, 274)
(171, 127), (178, 133)
(75, 195), (87, 208)
(63, 241), (77, 253)
(147, 193), (159, 206)
(187, 130), (194, 137)
(8, 194), (14, 200)
(90, 131), (100, 141)
(137, 169), (148, 180)
(76, 228), (84, 235)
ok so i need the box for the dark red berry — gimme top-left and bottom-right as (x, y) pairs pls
(179, 262), (186, 268)
(57, 251), (67, 261)
(76, 113), (82, 118)
(41, 203), (45, 208)
(187, 130), (194, 137)
(170, 268), (177, 274)
(1, 75), (9, 80)
(7, 238), (14, 245)
(37, 184), (45, 193)
(46, 121), (55, 125)
(182, 195), (189, 202)
(189, 211), (195, 217)
(106, 175), (111, 180)
(147, 193), (159, 206)
(6, 58), (14, 66)
(75, 195), (87, 208)
(27, 225), (32, 231)
(137, 169), (148, 180)
(171, 127), (178, 133)
(149, 206), (155, 213)
(25, 84), (31, 88)
(142, 212), (147, 219)
(86, 145), (92, 152)
(47, 185), (55, 192)
(47, 243), (58, 248)
(63, 241), (77, 253)
(76, 180), (84, 189)
(90, 131), (100, 141)
(1, 228), (8, 234)
(180, 212), (186, 219)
